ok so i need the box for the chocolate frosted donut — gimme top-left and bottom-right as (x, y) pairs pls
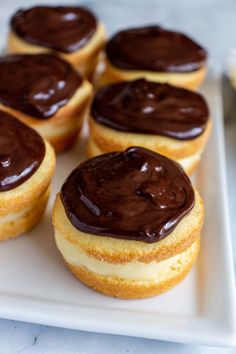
(0, 111), (45, 191)
(0, 54), (82, 119)
(91, 79), (209, 140)
(11, 6), (97, 53)
(61, 147), (194, 243)
(106, 26), (207, 73)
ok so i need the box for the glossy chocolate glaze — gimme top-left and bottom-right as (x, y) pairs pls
(11, 6), (97, 53)
(61, 147), (194, 243)
(0, 54), (82, 119)
(91, 79), (209, 140)
(0, 111), (45, 192)
(106, 26), (207, 73)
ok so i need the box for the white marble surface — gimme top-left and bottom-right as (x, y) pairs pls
(0, 0), (236, 353)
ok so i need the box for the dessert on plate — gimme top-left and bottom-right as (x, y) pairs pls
(0, 54), (92, 153)
(53, 146), (204, 299)
(88, 79), (211, 175)
(8, 5), (106, 78)
(0, 110), (55, 241)
(97, 25), (207, 90)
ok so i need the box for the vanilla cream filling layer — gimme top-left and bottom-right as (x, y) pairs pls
(0, 186), (49, 225)
(0, 208), (28, 224)
(55, 230), (197, 281)
(88, 137), (201, 173)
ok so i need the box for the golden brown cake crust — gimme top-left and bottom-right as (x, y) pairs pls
(96, 58), (207, 90)
(87, 136), (203, 177)
(88, 117), (212, 160)
(65, 237), (200, 299)
(52, 190), (204, 264)
(0, 186), (49, 241)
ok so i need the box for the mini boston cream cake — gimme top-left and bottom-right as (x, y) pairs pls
(98, 26), (207, 90)
(53, 147), (204, 299)
(0, 54), (92, 153)
(0, 111), (55, 241)
(88, 79), (211, 176)
(8, 5), (106, 78)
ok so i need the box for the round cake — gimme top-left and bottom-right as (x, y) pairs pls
(0, 110), (55, 241)
(89, 79), (211, 175)
(8, 5), (106, 77)
(0, 54), (92, 152)
(53, 146), (204, 298)
(98, 26), (207, 89)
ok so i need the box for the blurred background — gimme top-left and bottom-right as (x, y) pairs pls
(1, 0), (236, 68)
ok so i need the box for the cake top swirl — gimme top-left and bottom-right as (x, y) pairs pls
(61, 147), (195, 243)
(0, 111), (45, 192)
(106, 26), (207, 73)
(11, 6), (97, 53)
(0, 54), (82, 119)
(91, 79), (209, 140)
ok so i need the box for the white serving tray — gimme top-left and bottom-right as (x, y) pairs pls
(0, 62), (235, 347)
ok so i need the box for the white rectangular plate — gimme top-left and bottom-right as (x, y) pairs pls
(0, 62), (235, 347)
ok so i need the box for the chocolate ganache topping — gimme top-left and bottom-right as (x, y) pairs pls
(61, 147), (195, 243)
(0, 111), (45, 192)
(106, 26), (207, 73)
(0, 54), (82, 119)
(91, 79), (209, 140)
(11, 6), (97, 53)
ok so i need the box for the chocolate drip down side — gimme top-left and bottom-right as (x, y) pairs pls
(106, 26), (207, 73)
(0, 111), (45, 191)
(0, 54), (82, 119)
(91, 79), (209, 140)
(11, 6), (97, 53)
(61, 147), (195, 243)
